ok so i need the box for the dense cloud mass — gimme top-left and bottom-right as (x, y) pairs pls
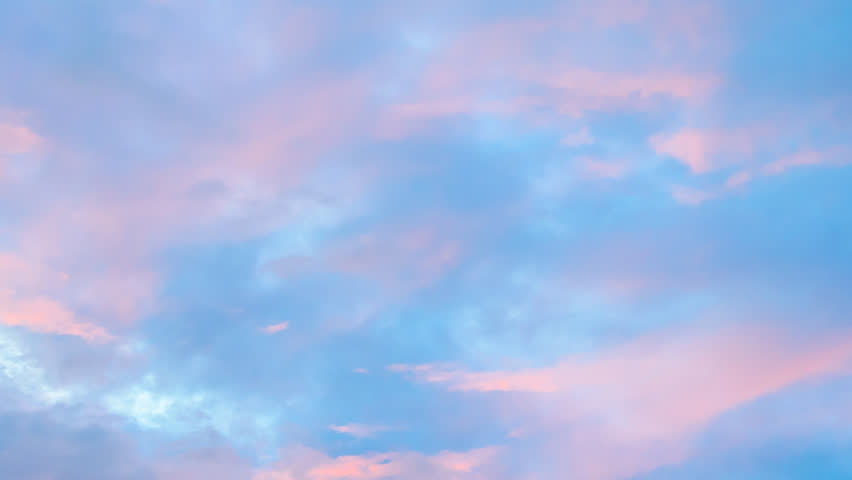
(1, 0), (852, 479)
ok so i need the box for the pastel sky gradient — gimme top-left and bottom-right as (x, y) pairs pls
(1, 1), (851, 479)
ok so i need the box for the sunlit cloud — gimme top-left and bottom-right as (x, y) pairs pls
(261, 322), (290, 334)
(329, 423), (394, 438)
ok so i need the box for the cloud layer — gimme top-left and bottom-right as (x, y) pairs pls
(1, 0), (851, 479)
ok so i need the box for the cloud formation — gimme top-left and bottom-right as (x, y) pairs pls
(0, 0), (850, 479)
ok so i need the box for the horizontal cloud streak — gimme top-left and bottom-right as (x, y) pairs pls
(392, 322), (852, 477)
(254, 446), (501, 480)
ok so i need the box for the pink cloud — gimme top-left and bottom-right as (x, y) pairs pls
(0, 294), (113, 342)
(261, 322), (290, 334)
(0, 122), (42, 180)
(725, 170), (752, 188)
(381, 69), (717, 139)
(391, 323), (852, 479)
(0, 253), (68, 291)
(0, 253), (112, 342)
(676, 147), (852, 204)
(541, 69), (717, 103)
(395, 323), (852, 406)
(254, 446), (501, 480)
(431, 448), (500, 474)
(375, 5), (721, 140)
(0, 122), (42, 156)
(650, 129), (713, 173)
(650, 128), (758, 174)
(761, 149), (851, 175)
(308, 455), (395, 480)
(388, 363), (559, 393)
(328, 424), (392, 438)
(13, 179), (182, 328)
(4, 67), (379, 338)
(763, 151), (823, 175)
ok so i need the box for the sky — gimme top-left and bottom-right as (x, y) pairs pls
(1, 1), (851, 479)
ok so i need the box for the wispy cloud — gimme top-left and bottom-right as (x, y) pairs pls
(261, 322), (289, 334)
(649, 127), (759, 174)
(0, 296), (114, 343)
(254, 445), (501, 480)
(392, 322), (852, 478)
(328, 423), (393, 438)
